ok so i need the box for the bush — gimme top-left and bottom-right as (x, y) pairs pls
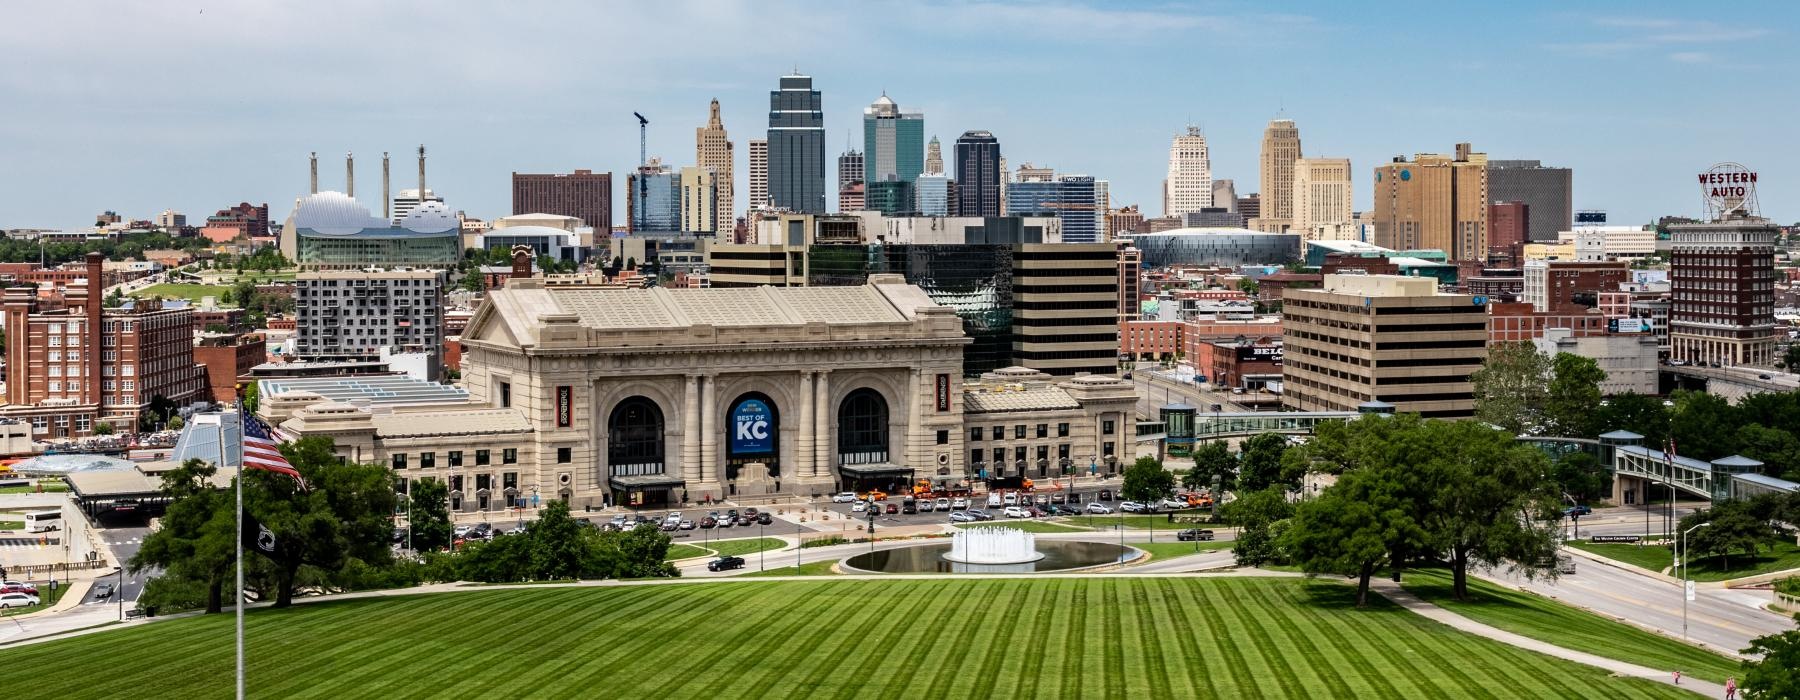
(801, 536), (849, 549)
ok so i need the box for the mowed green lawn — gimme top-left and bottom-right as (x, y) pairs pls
(1568, 540), (1800, 581)
(1131, 540), (1233, 560)
(130, 283), (236, 305)
(1401, 568), (1740, 683)
(0, 578), (1690, 698)
(665, 537), (786, 561)
(1064, 514), (1215, 531)
(955, 520), (1087, 533)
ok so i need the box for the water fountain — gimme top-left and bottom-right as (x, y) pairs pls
(841, 526), (1140, 574)
(943, 526), (1046, 565)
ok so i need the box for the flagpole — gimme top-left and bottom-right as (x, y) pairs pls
(232, 406), (245, 700)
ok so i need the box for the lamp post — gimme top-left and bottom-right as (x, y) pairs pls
(113, 566), (124, 621)
(758, 520), (766, 572)
(1681, 521), (1710, 641)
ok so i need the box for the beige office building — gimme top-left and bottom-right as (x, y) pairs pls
(1163, 126), (1213, 218)
(1281, 274), (1487, 418)
(747, 138), (769, 212)
(679, 166), (719, 235)
(1257, 119), (1302, 231)
(1292, 158), (1352, 240)
(1369, 143), (1489, 261)
(695, 99), (735, 233)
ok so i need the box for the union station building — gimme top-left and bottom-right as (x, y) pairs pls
(265, 275), (1136, 511)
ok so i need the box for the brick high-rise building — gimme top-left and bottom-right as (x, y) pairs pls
(1281, 274), (1486, 418)
(1, 253), (207, 436)
(193, 331), (266, 403)
(1522, 259), (1629, 313)
(1370, 143), (1489, 261)
(1668, 215), (1778, 367)
(511, 170), (611, 230)
(1488, 201), (1529, 267)
(694, 99), (734, 232)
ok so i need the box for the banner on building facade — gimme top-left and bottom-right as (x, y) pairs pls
(935, 374), (951, 412)
(556, 386), (573, 427)
(730, 398), (774, 454)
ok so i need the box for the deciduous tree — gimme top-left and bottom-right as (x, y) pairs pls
(408, 478), (453, 551)
(1120, 456), (1175, 505)
(1469, 342), (1550, 435)
(1184, 441), (1236, 492)
(1741, 630), (1800, 699)
(132, 459), (235, 613)
(1544, 353), (1607, 438)
(1237, 433), (1295, 492)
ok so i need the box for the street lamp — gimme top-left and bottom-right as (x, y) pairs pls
(758, 519), (766, 572)
(113, 566), (124, 621)
(1680, 521), (1711, 641)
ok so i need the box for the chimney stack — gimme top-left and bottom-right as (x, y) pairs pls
(309, 151), (318, 194)
(85, 252), (103, 407)
(346, 151), (355, 199)
(382, 152), (391, 220)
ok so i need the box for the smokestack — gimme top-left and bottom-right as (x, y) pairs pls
(417, 144), (427, 213)
(309, 151), (318, 194)
(346, 151), (355, 199)
(382, 152), (391, 220)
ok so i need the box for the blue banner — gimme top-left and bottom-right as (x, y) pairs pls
(729, 398), (774, 455)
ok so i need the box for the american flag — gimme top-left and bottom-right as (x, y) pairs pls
(241, 412), (302, 482)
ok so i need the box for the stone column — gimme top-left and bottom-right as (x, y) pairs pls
(699, 374), (717, 486)
(813, 369), (831, 478)
(681, 375), (700, 484)
(796, 371), (814, 480)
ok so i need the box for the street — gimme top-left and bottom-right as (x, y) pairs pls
(1133, 369), (1261, 419)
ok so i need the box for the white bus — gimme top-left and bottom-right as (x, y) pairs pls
(23, 509), (62, 533)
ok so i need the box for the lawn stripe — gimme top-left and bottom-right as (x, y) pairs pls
(1212, 578), (1305, 698)
(1160, 578), (1223, 695)
(946, 580), (1014, 699)
(1191, 578), (1262, 699)
(1324, 586), (1456, 698)
(1100, 579), (1129, 699)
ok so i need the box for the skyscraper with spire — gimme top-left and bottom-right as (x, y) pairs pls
(1258, 118), (1302, 231)
(695, 99), (734, 231)
(863, 93), (924, 214)
(1163, 125), (1213, 218)
(766, 73), (826, 213)
(924, 136), (943, 175)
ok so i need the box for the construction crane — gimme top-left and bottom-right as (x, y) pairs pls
(632, 112), (648, 167)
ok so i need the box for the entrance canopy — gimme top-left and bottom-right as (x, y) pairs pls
(606, 473), (686, 491)
(837, 463), (914, 479)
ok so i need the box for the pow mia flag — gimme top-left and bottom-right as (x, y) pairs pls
(241, 511), (283, 561)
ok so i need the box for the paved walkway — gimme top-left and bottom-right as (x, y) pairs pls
(1369, 579), (1725, 698)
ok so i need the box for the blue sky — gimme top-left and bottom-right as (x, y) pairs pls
(2, 1), (1795, 230)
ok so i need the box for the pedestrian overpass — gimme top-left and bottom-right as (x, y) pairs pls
(1516, 431), (1766, 503)
(1190, 411), (1363, 440)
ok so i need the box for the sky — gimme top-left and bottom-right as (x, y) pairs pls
(2, 0), (1796, 230)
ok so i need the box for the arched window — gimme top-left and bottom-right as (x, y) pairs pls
(608, 397), (664, 476)
(837, 388), (889, 465)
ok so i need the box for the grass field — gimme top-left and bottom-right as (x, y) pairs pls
(954, 520), (1087, 533)
(1568, 540), (1800, 581)
(663, 544), (710, 560)
(1401, 568), (1740, 683)
(0, 520), (20, 530)
(1063, 514), (1214, 531)
(666, 537), (786, 561)
(742, 560), (839, 577)
(0, 483), (69, 494)
(0, 583), (67, 617)
(0, 578), (1691, 698)
(1131, 541), (1233, 560)
(130, 283), (236, 305)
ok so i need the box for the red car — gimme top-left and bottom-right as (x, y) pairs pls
(884, 503), (899, 515)
(1, 582), (38, 596)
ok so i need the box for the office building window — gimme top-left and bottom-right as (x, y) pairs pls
(476, 449), (491, 466)
(419, 452), (435, 469)
(557, 447), (572, 464)
(392, 454), (407, 469)
(448, 450), (463, 467)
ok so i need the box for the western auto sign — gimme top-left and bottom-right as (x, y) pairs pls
(1699, 163), (1758, 217)
(935, 374), (951, 412)
(555, 386), (572, 427)
(730, 397), (774, 455)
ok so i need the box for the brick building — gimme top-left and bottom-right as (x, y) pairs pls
(1120, 320), (1183, 360)
(1488, 201), (1528, 267)
(1192, 337), (1282, 390)
(193, 332), (267, 403)
(201, 202), (270, 243)
(1, 254), (207, 435)
(511, 170), (611, 230)
(1487, 301), (1609, 343)
(1522, 259), (1629, 313)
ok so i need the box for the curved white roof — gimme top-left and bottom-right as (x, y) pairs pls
(292, 191), (391, 235)
(400, 200), (458, 233)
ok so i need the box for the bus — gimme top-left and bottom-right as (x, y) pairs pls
(23, 509), (62, 533)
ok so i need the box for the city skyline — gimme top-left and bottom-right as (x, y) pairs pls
(2, 1), (1796, 229)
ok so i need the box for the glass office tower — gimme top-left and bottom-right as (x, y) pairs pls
(767, 74), (826, 213)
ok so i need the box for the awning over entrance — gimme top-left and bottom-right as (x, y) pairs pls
(607, 473), (687, 491)
(837, 463), (915, 478)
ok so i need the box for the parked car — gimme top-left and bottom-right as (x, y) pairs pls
(1027, 506), (1048, 518)
(851, 500), (869, 513)
(948, 511), (979, 523)
(1050, 492), (1066, 504)
(1066, 492), (1083, 504)
(756, 512), (773, 525)
(1034, 494), (1051, 506)
(884, 503), (899, 515)
(1176, 529), (1215, 542)
(1, 581), (38, 595)
(91, 581), (115, 600)
(935, 498), (952, 511)
(0, 592), (39, 609)
(1098, 489), (1114, 501)
(966, 509), (994, 521)
(392, 528), (408, 545)
(951, 497), (969, 510)
(1052, 505), (1081, 516)
(1758, 373), (1774, 380)
(1158, 498), (1188, 511)
(832, 492), (859, 503)
(917, 499), (934, 513)
(726, 510), (741, 524)
(607, 515), (629, 529)
(659, 521), (679, 532)
(707, 556), (746, 572)
(1085, 502), (1113, 515)
(1119, 501), (1147, 513)
(1563, 505), (1592, 518)
(743, 508), (760, 521)
(698, 516), (717, 529)
(453, 524), (474, 538)
(1003, 506), (1031, 518)
(987, 493), (1003, 508)
(678, 519), (696, 530)
(470, 523), (493, 539)
(736, 515), (756, 527)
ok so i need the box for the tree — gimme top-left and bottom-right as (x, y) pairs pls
(1734, 424), (1800, 479)
(1469, 342), (1551, 434)
(241, 381), (260, 415)
(131, 459), (235, 613)
(1543, 353), (1607, 438)
(244, 436), (397, 607)
(1184, 441), (1236, 492)
(1237, 433), (1296, 492)
(1779, 344), (1800, 371)
(1590, 392), (1670, 448)
(1120, 456), (1175, 505)
(1414, 419), (1560, 600)
(408, 478), (453, 551)
(459, 268), (485, 294)
(1683, 500), (1775, 571)
(1741, 630), (1800, 698)
(1220, 487), (1294, 566)
(1283, 470), (1419, 607)
(1550, 451), (1609, 505)
(1669, 390), (1742, 461)
(167, 415), (184, 431)
(104, 289), (126, 308)
(92, 422), (115, 436)
(530, 501), (589, 581)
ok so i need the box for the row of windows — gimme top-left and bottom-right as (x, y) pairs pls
(1012, 284), (1118, 295)
(390, 448), (520, 469)
(1375, 339), (1487, 350)
(972, 422), (1074, 441)
(1012, 299), (1117, 311)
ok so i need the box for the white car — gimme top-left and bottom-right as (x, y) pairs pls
(987, 493), (1002, 508)
(1119, 501), (1147, 513)
(1158, 499), (1188, 511)
(935, 498), (951, 511)
(951, 497), (969, 510)
(0, 592), (39, 609)
(453, 524), (474, 538)
(1003, 506), (1031, 518)
(832, 492), (858, 503)
(851, 500), (869, 513)
(1085, 503), (1113, 514)
(1002, 492), (1019, 506)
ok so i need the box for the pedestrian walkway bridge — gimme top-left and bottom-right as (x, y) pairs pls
(1190, 411), (1362, 439)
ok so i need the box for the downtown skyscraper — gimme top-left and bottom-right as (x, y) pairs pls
(955, 130), (1002, 218)
(766, 73), (826, 213)
(1163, 126), (1213, 218)
(863, 93), (924, 215)
(695, 99), (734, 232)
(1258, 118), (1302, 231)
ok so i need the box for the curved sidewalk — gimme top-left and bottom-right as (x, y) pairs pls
(1369, 579), (1725, 698)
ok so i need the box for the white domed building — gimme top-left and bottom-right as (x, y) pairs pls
(281, 191), (462, 269)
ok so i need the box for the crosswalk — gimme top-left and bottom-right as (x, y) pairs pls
(0, 537), (62, 548)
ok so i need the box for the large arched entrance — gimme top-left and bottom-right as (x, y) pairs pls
(838, 388), (908, 492)
(725, 392), (780, 484)
(607, 396), (674, 508)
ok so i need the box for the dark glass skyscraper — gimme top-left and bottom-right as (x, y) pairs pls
(955, 130), (1002, 218)
(767, 74), (826, 213)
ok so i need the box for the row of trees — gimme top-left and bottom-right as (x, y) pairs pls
(1678, 491), (1800, 570)
(1469, 343), (1608, 437)
(0, 230), (209, 266)
(132, 436), (675, 614)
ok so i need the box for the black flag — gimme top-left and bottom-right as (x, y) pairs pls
(241, 511), (283, 561)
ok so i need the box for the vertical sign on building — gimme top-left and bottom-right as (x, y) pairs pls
(555, 386), (572, 427)
(935, 374), (951, 412)
(730, 398), (774, 455)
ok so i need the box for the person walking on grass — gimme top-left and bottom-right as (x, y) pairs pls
(1725, 676), (1737, 700)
